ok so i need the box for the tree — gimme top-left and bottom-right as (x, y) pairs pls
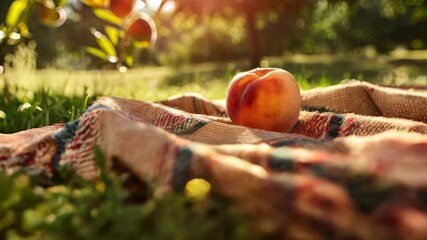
(1, 0), (158, 70)
(172, 0), (315, 68)
(328, 0), (427, 52)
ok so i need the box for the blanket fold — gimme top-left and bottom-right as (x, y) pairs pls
(1, 81), (427, 240)
(302, 81), (427, 122)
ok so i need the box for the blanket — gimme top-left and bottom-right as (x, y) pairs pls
(1, 80), (427, 240)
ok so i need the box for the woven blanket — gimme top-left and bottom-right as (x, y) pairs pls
(1, 81), (427, 240)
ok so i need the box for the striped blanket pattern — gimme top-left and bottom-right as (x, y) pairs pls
(1, 81), (427, 240)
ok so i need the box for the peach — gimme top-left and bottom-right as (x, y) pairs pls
(126, 13), (157, 44)
(226, 68), (301, 132)
(109, 0), (134, 18)
(38, 5), (67, 28)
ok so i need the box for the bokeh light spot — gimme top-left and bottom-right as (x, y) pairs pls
(185, 178), (211, 199)
(260, 59), (269, 68)
(296, 18), (305, 28)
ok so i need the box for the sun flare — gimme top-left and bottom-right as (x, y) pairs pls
(146, 0), (176, 14)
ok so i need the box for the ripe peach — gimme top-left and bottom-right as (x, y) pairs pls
(226, 68), (301, 132)
(38, 5), (67, 28)
(126, 13), (157, 45)
(109, 0), (134, 18)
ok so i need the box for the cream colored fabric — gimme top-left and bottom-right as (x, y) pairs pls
(302, 81), (427, 122)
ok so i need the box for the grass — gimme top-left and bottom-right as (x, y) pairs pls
(0, 82), (94, 133)
(3, 50), (427, 133)
(0, 149), (256, 240)
(269, 50), (427, 86)
(1, 46), (427, 239)
(4, 48), (427, 103)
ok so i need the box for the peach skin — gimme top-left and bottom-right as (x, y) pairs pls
(126, 13), (156, 44)
(38, 5), (67, 28)
(226, 68), (301, 132)
(109, 0), (134, 18)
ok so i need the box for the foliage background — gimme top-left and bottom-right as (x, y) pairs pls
(1, 0), (427, 69)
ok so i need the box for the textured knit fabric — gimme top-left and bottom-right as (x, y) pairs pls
(1, 81), (427, 240)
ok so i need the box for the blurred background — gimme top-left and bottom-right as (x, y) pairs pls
(1, 0), (427, 89)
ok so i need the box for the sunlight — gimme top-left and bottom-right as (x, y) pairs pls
(146, 0), (176, 14)
(135, 0), (146, 11)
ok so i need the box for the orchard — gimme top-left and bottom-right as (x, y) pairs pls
(1, 0), (158, 70)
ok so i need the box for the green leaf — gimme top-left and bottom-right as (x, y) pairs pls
(104, 25), (120, 45)
(92, 8), (123, 26)
(42, 0), (56, 9)
(81, 0), (109, 8)
(6, 0), (28, 27)
(125, 53), (134, 67)
(90, 28), (117, 59)
(53, 0), (67, 7)
(85, 47), (108, 60)
(17, 22), (31, 38)
(123, 43), (134, 67)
